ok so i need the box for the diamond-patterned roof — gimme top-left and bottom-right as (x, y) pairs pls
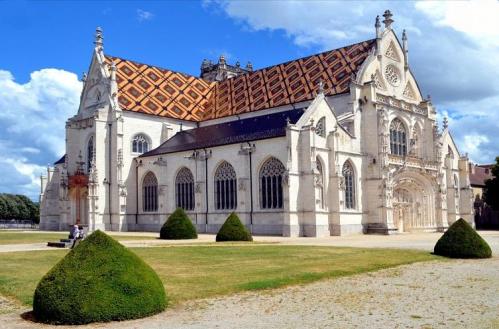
(106, 39), (375, 122)
(106, 56), (215, 121)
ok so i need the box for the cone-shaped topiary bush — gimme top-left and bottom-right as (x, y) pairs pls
(160, 208), (197, 239)
(33, 231), (167, 324)
(434, 218), (492, 259)
(216, 212), (253, 242)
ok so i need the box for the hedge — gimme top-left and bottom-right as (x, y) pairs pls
(216, 213), (253, 242)
(160, 208), (197, 240)
(434, 218), (492, 259)
(33, 231), (167, 324)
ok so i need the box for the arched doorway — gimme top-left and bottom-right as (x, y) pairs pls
(392, 172), (436, 232)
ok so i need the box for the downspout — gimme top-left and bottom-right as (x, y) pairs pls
(247, 142), (254, 232)
(135, 158), (139, 225)
(203, 148), (209, 232)
(108, 122), (112, 228)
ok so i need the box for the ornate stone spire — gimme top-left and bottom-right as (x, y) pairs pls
(375, 15), (382, 56)
(201, 58), (210, 69)
(402, 29), (408, 70)
(94, 26), (103, 50)
(443, 116), (449, 130)
(317, 79), (324, 95)
(219, 54), (226, 66)
(382, 10), (394, 29)
(110, 60), (117, 81)
(246, 61), (253, 71)
(375, 15), (381, 37)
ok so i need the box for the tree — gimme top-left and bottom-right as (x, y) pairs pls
(0, 196), (7, 219)
(0, 193), (39, 221)
(484, 156), (499, 211)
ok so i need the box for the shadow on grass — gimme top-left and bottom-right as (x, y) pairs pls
(20, 311), (39, 324)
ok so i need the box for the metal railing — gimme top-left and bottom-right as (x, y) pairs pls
(0, 219), (39, 229)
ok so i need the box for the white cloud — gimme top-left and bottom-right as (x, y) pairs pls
(137, 9), (154, 22)
(463, 134), (489, 157)
(210, 0), (499, 164)
(415, 0), (499, 48)
(0, 68), (82, 199)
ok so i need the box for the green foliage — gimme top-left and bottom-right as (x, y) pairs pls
(216, 213), (253, 242)
(484, 156), (499, 210)
(0, 193), (39, 222)
(32, 231), (167, 324)
(434, 218), (492, 258)
(160, 208), (197, 240)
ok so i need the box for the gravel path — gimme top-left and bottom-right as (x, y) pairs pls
(2, 231), (499, 253)
(1, 257), (498, 329)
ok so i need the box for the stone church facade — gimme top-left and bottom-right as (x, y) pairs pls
(40, 11), (474, 236)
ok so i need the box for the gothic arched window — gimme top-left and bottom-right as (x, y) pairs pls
(390, 118), (407, 156)
(342, 161), (355, 209)
(260, 157), (285, 209)
(132, 134), (150, 154)
(142, 172), (158, 212)
(175, 167), (194, 210)
(316, 157), (324, 209)
(214, 161), (237, 210)
(316, 117), (326, 137)
(87, 136), (94, 173)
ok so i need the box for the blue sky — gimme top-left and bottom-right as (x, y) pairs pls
(1, 1), (313, 83)
(1, 0), (498, 200)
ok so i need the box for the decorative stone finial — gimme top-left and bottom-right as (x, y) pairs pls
(110, 61), (117, 82)
(443, 116), (449, 129)
(317, 79), (324, 95)
(81, 73), (87, 83)
(375, 15), (381, 36)
(402, 29), (408, 69)
(235, 61), (240, 68)
(382, 10), (394, 29)
(246, 61), (253, 71)
(219, 54), (226, 65)
(375, 15), (382, 55)
(375, 15), (381, 29)
(94, 26), (103, 49)
(201, 58), (210, 69)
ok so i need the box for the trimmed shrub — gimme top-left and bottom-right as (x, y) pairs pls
(216, 212), (253, 242)
(434, 218), (492, 259)
(160, 208), (197, 239)
(33, 231), (167, 324)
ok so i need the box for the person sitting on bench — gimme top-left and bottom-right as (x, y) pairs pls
(69, 224), (79, 240)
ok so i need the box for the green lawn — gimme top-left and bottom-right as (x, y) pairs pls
(0, 231), (155, 245)
(0, 245), (439, 307)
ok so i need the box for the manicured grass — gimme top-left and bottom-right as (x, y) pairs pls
(0, 231), (155, 245)
(0, 245), (439, 307)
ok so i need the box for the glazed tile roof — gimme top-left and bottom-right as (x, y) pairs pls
(106, 39), (375, 122)
(141, 108), (305, 157)
(470, 165), (494, 187)
(106, 56), (215, 121)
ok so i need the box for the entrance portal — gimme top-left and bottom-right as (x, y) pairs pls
(392, 173), (436, 232)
